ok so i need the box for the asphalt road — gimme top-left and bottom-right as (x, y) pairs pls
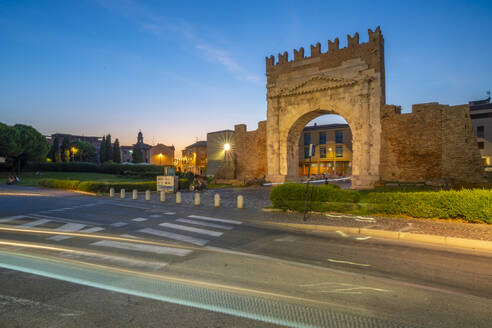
(0, 186), (491, 327)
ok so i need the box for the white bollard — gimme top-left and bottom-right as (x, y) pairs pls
(109, 188), (115, 198)
(214, 194), (220, 208)
(237, 195), (244, 209)
(145, 190), (150, 201)
(160, 191), (166, 202)
(176, 192), (181, 204)
(132, 189), (138, 200)
(120, 188), (125, 199)
(194, 193), (200, 206)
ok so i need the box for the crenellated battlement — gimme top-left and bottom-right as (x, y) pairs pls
(265, 26), (383, 74)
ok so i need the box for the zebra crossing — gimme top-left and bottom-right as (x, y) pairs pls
(0, 210), (243, 268)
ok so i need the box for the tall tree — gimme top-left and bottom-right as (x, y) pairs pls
(0, 123), (50, 175)
(105, 134), (113, 162)
(51, 137), (60, 162)
(99, 135), (106, 163)
(132, 144), (143, 163)
(113, 138), (121, 163)
(70, 141), (96, 162)
(61, 136), (70, 162)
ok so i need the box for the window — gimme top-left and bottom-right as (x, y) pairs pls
(335, 130), (343, 143)
(336, 145), (343, 157)
(319, 132), (326, 144)
(304, 147), (310, 158)
(477, 126), (484, 138)
(478, 142), (484, 150)
(304, 133), (311, 146)
(320, 146), (326, 158)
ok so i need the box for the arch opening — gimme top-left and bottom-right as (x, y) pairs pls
(286, 111), (355, 187)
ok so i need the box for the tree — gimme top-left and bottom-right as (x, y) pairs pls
(0, 123), (50, 175)
(132, 144), (143, 163)
(49, 137), (60, 162)
(113, 138), (121, 163)
(105, 134), (113, 163)
(61, 136), (70, 162)
(70, 141), (96, 162)
(99, 135), (106, 163)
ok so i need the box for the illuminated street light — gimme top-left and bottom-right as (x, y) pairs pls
(224, 143), (231, 151)
(70, 147), (78, 162)
(158, 153), (163, 166)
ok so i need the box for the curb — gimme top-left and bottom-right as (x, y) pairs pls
(261, 221), (492, 252)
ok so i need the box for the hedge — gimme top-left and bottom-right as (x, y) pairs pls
(23, 162), (163, 176)
(38, 178), (156, 193)
(367, 189), (492, 223)
(270, 183), (359, 212)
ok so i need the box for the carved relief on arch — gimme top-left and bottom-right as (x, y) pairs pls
(267, 75), (357, 99)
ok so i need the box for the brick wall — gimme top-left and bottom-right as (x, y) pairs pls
(233, 121), (268, 182)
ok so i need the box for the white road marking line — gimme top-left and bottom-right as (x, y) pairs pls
(0, 215), (25, 223)
(132, 217), (148, 222)
(164, 212), (176, 215)
(59, 251), (168, 270)
(327, 258), (371, 267)
(110, 221), (128, 227)
(159, 222), (223, 237)
(188, 215), (242, 225)
(176, 218), (233, 230)
(300, 282), (355, 287)
(138, 227), (209, 246)
(19, 219), (51, 227)
(325, 214), (346, 218)
(356, 236), (372, 241)
(46, 223), (87, 241)
(91, 240), (192, 256)
(120, 234), (141, 239)
(335, 230), (348, 237)
(48, 227), (105, 241)
(320, 287), (389, 293)
(149, 214), (162, 218)
(274, 236), (297, 242)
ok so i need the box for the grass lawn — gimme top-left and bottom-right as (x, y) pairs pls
(0, 171), (152, 187)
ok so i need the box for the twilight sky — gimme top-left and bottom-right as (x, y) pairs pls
(1, 0), (491, 154)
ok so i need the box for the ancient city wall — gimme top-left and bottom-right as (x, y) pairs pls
(233, 122), (268, 183)
(380, 103), (484, 183)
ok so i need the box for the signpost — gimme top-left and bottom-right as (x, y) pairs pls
(157, 176), (178, 193)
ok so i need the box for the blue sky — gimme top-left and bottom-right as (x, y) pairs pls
(1, 0), (491, 153)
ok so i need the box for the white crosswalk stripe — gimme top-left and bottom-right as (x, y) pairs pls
(164, 212), (176, 215)
(48, 226), (105, 242)
(138, 227), (209, 246)
(59, 251), (168, 270)
(159, 222), (223, 237)
(46, 223), (87, 241)
(0, 215), (25, 223)
(90, 240), (192, 256)
(188, 215), (242, 225)
(19, 219), (50, 228)
(176, 218), (233, 230)
(110, 221), (128, 227)
(132, 217), (147, 222)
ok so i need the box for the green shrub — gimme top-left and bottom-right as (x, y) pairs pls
(24, 162), (163, 176)
(367, 189), (492, 223)
(38, 178), (81, 190)
(178, 179), (190, 190)
(270, 183), (359, 211)
(78, 181), (156, 193)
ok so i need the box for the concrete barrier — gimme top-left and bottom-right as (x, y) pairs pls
(237, 195), (244, 209)
(145, 190), (150, 201)
(120, 189), (125, 199)
(109, 188), (115, 198)
(214, 194), (220, 208)
(194, 193), (200, 206)
(176, 192), (181, 204)
(160, 191), (166, 202)
(132, 189), (138, 200)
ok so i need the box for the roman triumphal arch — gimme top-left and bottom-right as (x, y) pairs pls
(265, 27), (385, 189)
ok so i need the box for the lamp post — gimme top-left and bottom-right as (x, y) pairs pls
(158, 153), (163, 166)
(328, 147), (333, 175)
(224, 143), (230, 161)
(70, 147), (77, 162)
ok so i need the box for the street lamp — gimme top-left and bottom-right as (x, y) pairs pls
(328, 147), (333, 175)
(224, 143), (231, 151)
(70, 147), (77, 162)
(158, 153), (163, 166)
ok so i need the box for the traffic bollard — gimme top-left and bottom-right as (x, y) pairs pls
(194, 193), (200, 206)
(120, 188), (125, 199)
(160, 191), (166, 202)
(237, 195), (244, 209)
(145, 190), (150, 201)
(176, 192), (181, 204)
(132, 189), (138, 200)
(109, 188), (114, 198)
(214, 194), (220, 208)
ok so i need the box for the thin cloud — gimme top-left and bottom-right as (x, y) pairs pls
(94, 0), (262, 83)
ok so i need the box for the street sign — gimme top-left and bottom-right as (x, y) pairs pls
(157, 175), (177, 193)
